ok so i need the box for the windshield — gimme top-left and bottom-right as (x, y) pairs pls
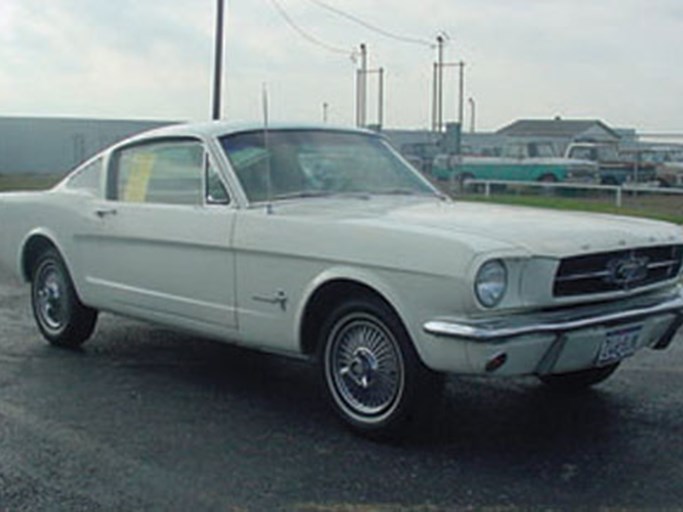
(530, 142), (556, 158)
(219, 130), (435, 203)
(502, 144), (525, 158)
(597, 146), (619, 161)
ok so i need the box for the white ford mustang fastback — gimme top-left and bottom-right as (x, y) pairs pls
(1, 122), (682, 438)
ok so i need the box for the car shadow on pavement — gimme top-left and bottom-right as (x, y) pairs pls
(81, 317), (630, 454)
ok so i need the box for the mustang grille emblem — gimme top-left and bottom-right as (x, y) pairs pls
(605, 254), (649, 289)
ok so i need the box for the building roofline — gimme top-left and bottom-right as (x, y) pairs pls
(496, 118), (622, 139)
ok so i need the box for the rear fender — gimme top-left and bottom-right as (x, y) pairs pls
(19, 228), (72, 283)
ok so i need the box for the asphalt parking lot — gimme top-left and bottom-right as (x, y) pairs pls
(1, 265), (682, 511)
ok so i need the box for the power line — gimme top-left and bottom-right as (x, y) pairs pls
(268, 0), (354, 57)
(306, 0), (433, 47)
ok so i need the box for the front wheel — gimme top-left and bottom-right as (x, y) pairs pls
(31, 249), (98, 348)
(538, 363), (620, 392)
(319, 296), (443, 439)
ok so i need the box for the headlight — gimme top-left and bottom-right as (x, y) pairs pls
(475, 259), (507, 308)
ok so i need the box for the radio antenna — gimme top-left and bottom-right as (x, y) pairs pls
(262, 83), (274, 214)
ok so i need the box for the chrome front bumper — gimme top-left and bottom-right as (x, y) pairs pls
(424, 289), (683, 350)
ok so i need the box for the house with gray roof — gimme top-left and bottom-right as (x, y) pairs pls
(496, 118), (621, 154)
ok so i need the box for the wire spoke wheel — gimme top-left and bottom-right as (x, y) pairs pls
(319, 296), (444, 438)
(327, 312), (404, 423)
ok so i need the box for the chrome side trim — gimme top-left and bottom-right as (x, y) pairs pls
(424, 290), (683, 342)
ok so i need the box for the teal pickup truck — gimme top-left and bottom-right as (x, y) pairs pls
(432, 142), (599, 183)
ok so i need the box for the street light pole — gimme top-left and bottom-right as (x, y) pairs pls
(378, 67), (384, 129)
(457, 61), (465, 127)
(212, 0), (225, 120)
(356, 43), (368, 127)
(468, 97), (476, 133)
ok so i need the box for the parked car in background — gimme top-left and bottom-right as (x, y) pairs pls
(1, 122), (682, 439)
(565, 141), (656, 185)
(617, 148), (660, 186)
(646, 148), (683, 188)
(431, 141), (599, 184)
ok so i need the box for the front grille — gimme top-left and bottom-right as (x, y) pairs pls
(554, 245), (683, 297)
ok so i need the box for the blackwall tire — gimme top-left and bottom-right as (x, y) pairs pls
(319, 296), (443, 439)
(31, 249), (98, 348)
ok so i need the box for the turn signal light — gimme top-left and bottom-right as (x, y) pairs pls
(485, 352), (508, 373)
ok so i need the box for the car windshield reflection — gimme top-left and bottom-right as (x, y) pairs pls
(219, 129), (436, 203)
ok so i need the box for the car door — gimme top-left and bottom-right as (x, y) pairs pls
(81, 137), (237, 334)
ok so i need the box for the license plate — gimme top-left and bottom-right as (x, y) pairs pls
(597, 325), (642, 367)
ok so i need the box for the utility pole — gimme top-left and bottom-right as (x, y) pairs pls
(355, 44), (385, 129)
(378, 67), (384, 129)
(435, 35), (445, 132)
(431, 41), (466, 134)
(212, 0), (225, 120)
(431, 62), (438, 132)
(363, 67), (385, 129)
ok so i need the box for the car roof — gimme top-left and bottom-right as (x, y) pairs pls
(122, 121), (378, 144)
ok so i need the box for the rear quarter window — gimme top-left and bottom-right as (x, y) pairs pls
(64, 157), (103, 196)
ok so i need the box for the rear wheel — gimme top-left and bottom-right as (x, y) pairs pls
(538, 363), (620, 392)
(319, 296), (443, 439)
(31, 249), (98, 348)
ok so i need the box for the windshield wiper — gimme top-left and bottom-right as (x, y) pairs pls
(273, 190), (376, 201)
(272, 190), (334, 200)
(372, 188), (439, 197)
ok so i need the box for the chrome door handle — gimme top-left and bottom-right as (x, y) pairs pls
(95, 208), (118, 218)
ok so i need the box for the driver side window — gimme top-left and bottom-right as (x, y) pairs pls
(111, 139), (230, 206)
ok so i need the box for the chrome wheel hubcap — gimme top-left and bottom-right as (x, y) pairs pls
(36, 266), (66, 331)
(343, 346), (378, 389)
(328, 313), (404, 422)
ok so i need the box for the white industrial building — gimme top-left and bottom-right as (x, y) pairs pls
(0, 117), (175, 176)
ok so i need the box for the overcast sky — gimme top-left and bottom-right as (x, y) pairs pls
(0, 0), (681, 132)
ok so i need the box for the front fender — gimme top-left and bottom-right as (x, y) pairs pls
(294, 264), (465, 367)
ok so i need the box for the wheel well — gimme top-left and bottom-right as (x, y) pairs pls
(538, 173), (557, 182)
(21, 235), (57, 282)
(299, 279), (394, 357)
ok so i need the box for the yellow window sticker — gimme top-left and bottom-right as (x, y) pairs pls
(123, 151), (156, 202)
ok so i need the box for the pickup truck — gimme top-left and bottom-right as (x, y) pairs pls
(432, 141), (599, 184)
(564, 142), (656, 185)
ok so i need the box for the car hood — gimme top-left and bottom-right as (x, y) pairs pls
(269, 197), (683, 258)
